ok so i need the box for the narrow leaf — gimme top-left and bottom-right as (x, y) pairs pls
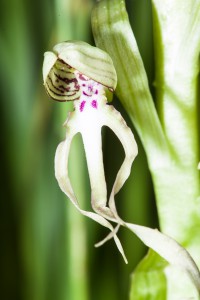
(92, 0), (169, 169)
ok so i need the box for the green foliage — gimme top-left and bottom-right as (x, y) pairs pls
(130, 250), (167, 300)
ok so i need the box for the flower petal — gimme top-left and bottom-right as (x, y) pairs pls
(81, 123), (116, 222)
(125, 223), (200, 292)
(54, 114), (127, 263)
(53, 41), (117, 91)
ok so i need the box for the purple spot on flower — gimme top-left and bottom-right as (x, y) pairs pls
(91, 100), (97, 109)
(80, 101), (86, 112)
(88, 85), (93, 92)
(95, 89), (98, 94)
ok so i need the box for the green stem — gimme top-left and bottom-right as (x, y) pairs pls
(151, 0), (200, 260)
(152, 0), (200, 166)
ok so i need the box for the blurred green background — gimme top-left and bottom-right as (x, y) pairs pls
(0, 0), (158, 299)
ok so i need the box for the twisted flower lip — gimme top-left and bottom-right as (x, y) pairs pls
(43, 41), (200, 291)
(54, 70), (138, 264)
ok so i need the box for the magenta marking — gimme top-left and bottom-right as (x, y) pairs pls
(91, 100), (97, 109)
(95, 89), (98, 94)
(80, 101), (86, 112)
(88, 85), (93, 92)
(83, 91), (90, 96)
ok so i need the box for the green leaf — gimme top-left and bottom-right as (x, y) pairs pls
(130, 250), (167, 300)
(92, 0), (169, 170)
(152, 0), (200, 167)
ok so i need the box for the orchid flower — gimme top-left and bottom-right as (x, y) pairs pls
(43, 41), (200, 291)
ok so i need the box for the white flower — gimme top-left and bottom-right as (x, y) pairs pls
(43, 41), (200, 290)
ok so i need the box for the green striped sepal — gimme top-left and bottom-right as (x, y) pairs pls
(43, 41), (117, 102)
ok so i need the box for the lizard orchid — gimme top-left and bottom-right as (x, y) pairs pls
(43, 41), (200, 290)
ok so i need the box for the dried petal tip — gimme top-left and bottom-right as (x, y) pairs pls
(43, 40), (117, 102)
